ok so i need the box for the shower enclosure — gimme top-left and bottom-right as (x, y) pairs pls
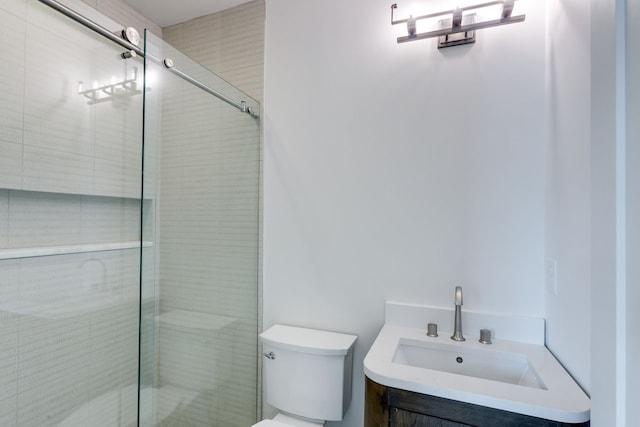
(0, 0), (260, 425)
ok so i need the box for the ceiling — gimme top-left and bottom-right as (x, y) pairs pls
(122, 0), (254, 27)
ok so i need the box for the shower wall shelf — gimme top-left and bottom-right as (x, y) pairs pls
(0, 241), (152, 260)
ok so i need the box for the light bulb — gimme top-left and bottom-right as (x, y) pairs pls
(407, 15), (417, 36)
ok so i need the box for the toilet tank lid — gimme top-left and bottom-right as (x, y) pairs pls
(260, 325), (357, 356)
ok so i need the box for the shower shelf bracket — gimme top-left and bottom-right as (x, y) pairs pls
(78, 66), (143, 105)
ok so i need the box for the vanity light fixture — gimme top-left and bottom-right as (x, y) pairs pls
(391, 0), (525, 49)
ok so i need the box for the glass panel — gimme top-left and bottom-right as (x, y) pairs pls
(141, 30), (260, 427)
(0, 1), (143, 426)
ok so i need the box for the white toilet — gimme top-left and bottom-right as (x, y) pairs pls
(252, 324), (358, 426)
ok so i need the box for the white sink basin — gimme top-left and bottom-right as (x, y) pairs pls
(393, 338), (545, 389)
(364, 322), (590, 424)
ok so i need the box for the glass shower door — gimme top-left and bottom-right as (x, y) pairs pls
(140, 31), (260, 427)
(0, 1), (145, 425)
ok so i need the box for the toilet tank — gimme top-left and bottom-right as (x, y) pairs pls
(260, 325), (357, 422)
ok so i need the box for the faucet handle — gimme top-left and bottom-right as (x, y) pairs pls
(426, 323), (438, 337)
(454, 286), (463, 305)
(479, 329), (492, 344)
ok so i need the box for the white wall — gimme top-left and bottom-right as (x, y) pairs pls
(590, 0), (627, 424)
(544, 0), (591, 393)
(264, 1), (547, 425)
(626, 0), (640, 422)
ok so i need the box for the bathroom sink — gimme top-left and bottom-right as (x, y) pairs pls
(392, 338), (545, 389)
(363, 302), (590, 424)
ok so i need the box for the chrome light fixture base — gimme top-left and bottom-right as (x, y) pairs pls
(438, 14), (476, 49)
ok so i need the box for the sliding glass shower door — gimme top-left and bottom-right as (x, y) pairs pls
(0, 1), (145, 425)
(140, 31), (260, 427)
(0, 1), (260, 426)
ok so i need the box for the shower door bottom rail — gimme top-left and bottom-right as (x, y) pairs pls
(0, 241), (152, 260)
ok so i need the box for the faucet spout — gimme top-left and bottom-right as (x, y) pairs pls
(451, 286), (465, 341)
(454, 285), (463, 306)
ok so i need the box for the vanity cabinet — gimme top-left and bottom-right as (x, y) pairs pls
(390, 408), (470, 426)
(365, 377), (590, 427)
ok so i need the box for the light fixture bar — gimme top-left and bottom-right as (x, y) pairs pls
(391, 1), (505, 25)
(391, 0), (524, 48)
(397, 14), (525, 43)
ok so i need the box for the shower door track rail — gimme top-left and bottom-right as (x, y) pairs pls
(37, 0), (260, 119)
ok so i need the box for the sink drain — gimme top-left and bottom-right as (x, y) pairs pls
(456, 356), (463, 364)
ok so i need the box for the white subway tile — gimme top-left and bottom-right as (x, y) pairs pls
(18, 254), (85, 307)
(94, 157), (125, 197)
(0, 396), (17, 427)
(17, 373), (90, 426)
(80, 196), (125, 242)
(8, 191), (82, 248)
(0, 0), (25, 18)
(0, 191), (8, 248)
(145, 18), (162, 38)
(161, 23), (184, 49)
(89, 304), (138, 396)
(96, 0), (146, 35)
(0, 261), (20, 404)
(22, 146), (95, 194)
(0, 9), (26, 147)
(0, 143), (23, 190)
(17, 313), (91, 396)
(23, 23), (94, 158)
(79, 0), (97, 8)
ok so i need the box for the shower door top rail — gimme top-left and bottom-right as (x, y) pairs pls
(36, 0), (259, 119)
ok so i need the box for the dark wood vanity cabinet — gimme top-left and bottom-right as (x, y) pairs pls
(365, 377), (590, 427)
(390, 408), (471, 426)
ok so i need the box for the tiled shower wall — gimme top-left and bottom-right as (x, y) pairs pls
(162, 0), (265, 104)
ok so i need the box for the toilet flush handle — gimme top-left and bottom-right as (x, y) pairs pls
(263, 351), (276, 360)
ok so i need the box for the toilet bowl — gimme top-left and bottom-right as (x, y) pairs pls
(251, 325), (357, 427)
(253, 413), (323, 426)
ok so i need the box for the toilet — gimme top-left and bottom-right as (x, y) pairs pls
(252, 324), (358, 426)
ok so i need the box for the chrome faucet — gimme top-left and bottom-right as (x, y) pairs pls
(451, 286), (465, 342)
